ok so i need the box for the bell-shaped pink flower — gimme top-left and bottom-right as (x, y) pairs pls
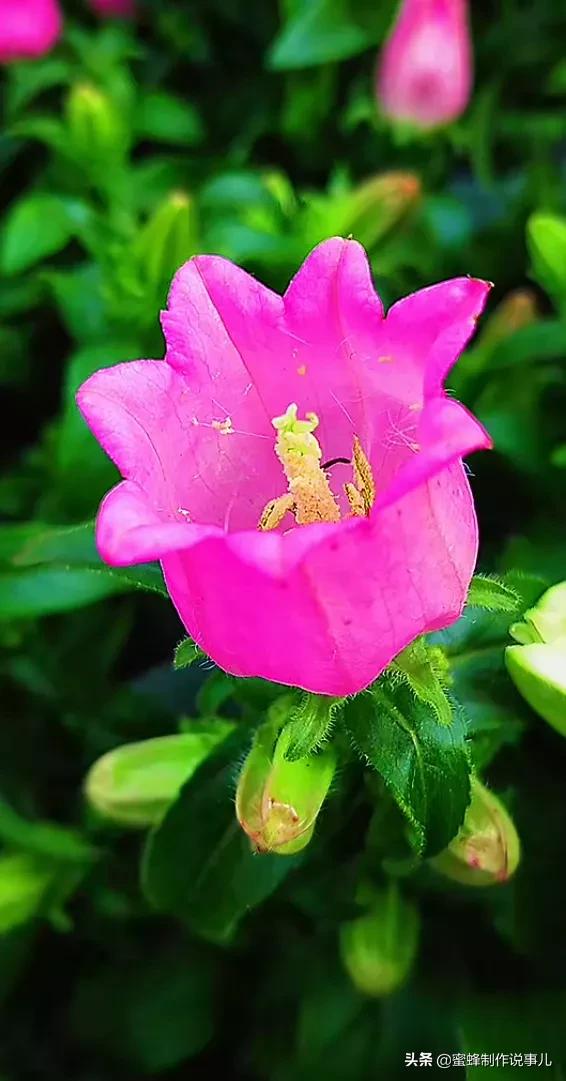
(0, 0), (62, 62)
(88, 0), (135, 17)
(77, 238), (491, 696)
(377, 0), (473, 129)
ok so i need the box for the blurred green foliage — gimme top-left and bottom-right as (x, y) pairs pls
(1, 1), (566, 1079)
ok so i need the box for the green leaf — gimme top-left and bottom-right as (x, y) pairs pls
(431, 574), (544, 767)
(467, 574), (521, 614)
(5, 57), (71, 116)
(0, 194), (74, 276)
(344, 683), (471, 856)
(0, 566), (123, 619)
(0, 797), (96, 865)
(136, 91), (204, 146)
(173, 637), (206, 669)
(5, 521), (167, 599)
(268, 0), (394, 70)
(142, 730), (298, 942)
(46, 264), (108, 343)
(527, 212), (566, 306)
(283, 693), (343, 761)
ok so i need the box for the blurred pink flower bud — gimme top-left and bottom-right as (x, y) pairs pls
(377, 0), (473, 129)
(89, 0), (135, 17)
(0, 0), (62, 62)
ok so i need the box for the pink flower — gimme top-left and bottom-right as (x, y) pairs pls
(0, 0), (62, 62)
(88, 0), (135, 16)
(376, 0), (473, 129)
(77, 238), (491, 696)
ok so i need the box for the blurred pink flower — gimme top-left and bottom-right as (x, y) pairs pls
(377, 0), (473, 129)
(89, 0), (135, 16)
(0, 0), (62, 62)
(77, 238), (491, 696)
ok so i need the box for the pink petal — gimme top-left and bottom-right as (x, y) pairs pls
(171, 240), (387, 467)
(162, 459), (477, 695)
(96, 481), (218, 566)
(382, 276), (491, 398)
(76, 360), (178, 499)
(77, 357), (281, 531)
(378, 396), (491, 509)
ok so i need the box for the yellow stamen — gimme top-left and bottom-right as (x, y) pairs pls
(258, 404), (375, 530)
(259, 493), (295, 532)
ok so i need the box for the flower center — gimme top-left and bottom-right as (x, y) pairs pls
(258, 403), (375, 531)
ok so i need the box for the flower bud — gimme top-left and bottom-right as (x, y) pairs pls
(506, 582), (566, 735)
(506, 644), (566, 737)
(345, 172), (421, 248)
(302, 172), (420, 255)
(376, 0), (473, 130)
(431, 777), (520, 886)
(340, 885), (419, 996)
(86, 723), (235, 828)
(527, 212), (566, 304)
(236, 697), (336, 855)
(510, 581), (566, 647)
(89, 0), (135, 16)
(477, 289), (539, 353)
(133, 191), (198, 298)
(0, 852), (54, 933)
(65, 82), (129, 170)
(0, 0), (62, 63)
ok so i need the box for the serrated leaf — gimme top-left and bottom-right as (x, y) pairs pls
(430, 577), (542, 769)
(344, 684), (471, 857)
(467, 574), (521, 614)
(173, 638), (206, 670)
(392, 638), (453, 726)
(141, 731), (298, 943)
(283, 693), (343, 761)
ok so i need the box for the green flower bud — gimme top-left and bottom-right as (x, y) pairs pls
(346, 171), (421, 249)
(510, 581), (566, 646)
(506, 643), (566, 736)
(476, 289), (538, 354)
(431, 778), (520, 886)
(340, 884), (419, 997)
(506, 581), (566, 735)
(302, 172), (420, 254)
(85, 723), (235, 828)
(132, 191), (199, 297)
(236, 697), (336, 855)
(65, 82), (129, 170)
(527, 212), (566, 304)
(0, 853), (54, 934)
